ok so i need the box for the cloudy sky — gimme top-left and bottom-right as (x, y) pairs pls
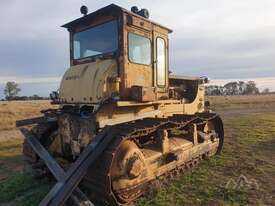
(1, 0), (275, 98)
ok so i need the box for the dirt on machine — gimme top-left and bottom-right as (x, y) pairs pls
(17, 4), (224, 206)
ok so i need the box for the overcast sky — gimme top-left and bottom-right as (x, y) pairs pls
(1, 0), (275, 97)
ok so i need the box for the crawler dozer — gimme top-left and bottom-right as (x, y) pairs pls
(18, 4), (224, 206)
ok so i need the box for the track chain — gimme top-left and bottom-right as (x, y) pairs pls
(23, 113), (222, 206)
(84, 114), (221, 205)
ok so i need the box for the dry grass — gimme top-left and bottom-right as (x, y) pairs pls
(0, 101), (56, 131)
(207, 94), (275, 110)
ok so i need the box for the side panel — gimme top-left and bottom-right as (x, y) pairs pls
(95, 96), (205, 128)
(59, 59), (117, 104)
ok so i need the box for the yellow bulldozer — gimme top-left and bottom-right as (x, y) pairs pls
(17, 4), (224, 206)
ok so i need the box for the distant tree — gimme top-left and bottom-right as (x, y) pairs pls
(4, 81), (21, 100)
(238, 81), (246, 94)
(206, 80), (260, 96)
(12, 96), (28, 101)
(262, 88), (270, 94)
(29, 94), (44, 100)
(205, 85), (224, 96)
(224, 81), (239, 95)
(244, 81), (259, 95)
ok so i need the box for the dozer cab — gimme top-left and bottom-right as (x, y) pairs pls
(17, 4), (224, 206)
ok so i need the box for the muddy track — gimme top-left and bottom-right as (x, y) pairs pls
(82, 113), (223, 205)
(21, 112), (223, 206)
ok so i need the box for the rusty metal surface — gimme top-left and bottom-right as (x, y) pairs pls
(130, 86), (156, 102)
(83, 113), (223, 205)
(20, 128), (94, 206)
(58, 3), (175, 103)
(36, 126), (112, 206)
(20, 4), (226, 206)
(22, 113), (223, 206)
(16, 116), (57, 127)
(62, 4), (172, 33)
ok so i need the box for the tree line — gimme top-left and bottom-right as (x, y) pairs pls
(2, 80), (273, 100)
(2, 81), (49, 101)
(206, 81), (271, 96)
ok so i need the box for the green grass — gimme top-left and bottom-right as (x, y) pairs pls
(0, 138), (50, 206)
(0, 172), (50, 205)
(137, 157), (249, 206)
(137, 113), (275, 206)
(20, 184), (50, 206)
(0, 173), (33, 202)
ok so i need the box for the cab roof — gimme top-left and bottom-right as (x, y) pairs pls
(62, 4), (173, 33)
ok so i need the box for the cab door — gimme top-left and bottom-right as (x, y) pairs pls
(122, 21), (153, 99)
(153, 28), (169, 99)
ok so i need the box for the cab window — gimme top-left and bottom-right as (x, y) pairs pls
(73, 20), (118, 59)
(128, 33), (151, 65)
(156, 37), (166, 86)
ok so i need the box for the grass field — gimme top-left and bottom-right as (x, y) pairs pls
(207, 94), (275, 111)
(0, 100), (56, 131)
(0, 96), (275, 206)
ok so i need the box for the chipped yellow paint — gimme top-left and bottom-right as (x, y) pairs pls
(59, 59), (117, 104)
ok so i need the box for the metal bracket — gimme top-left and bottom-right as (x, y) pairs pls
(192, 124), (198, 145)
(16, 116), (57, 127)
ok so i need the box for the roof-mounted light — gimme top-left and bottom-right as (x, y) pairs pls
(131, 6), (150, 19)
(80, 5), (88, 16)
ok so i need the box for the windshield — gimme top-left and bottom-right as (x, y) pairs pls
(73, 20), (118, 60)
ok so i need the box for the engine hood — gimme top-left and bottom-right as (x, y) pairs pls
(59, 59), (117, 104)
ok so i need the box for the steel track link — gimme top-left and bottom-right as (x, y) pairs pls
(84, 113), (222, 206)
(22, 113), (223, 206)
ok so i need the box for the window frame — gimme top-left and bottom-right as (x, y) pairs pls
(127, 32), (152, 66)
(156, 37), (167, 87)
(72, 19), (119, 62)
